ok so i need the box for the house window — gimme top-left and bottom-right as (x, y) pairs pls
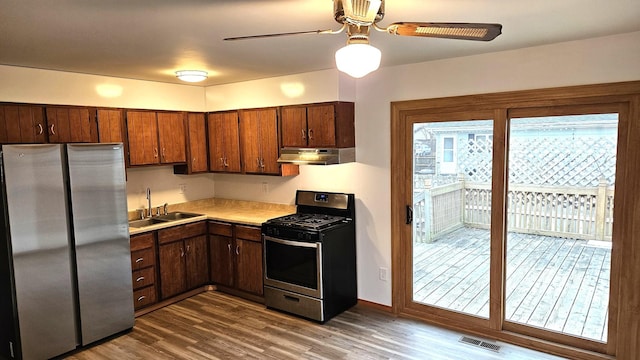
(441, 136), (456, 174)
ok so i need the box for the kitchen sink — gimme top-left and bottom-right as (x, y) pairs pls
(128, 217), (170, 228)
(155, 211), (203, 221)
(129, 212), (204, 229)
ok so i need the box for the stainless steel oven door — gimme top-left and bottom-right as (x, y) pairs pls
(263, 235), (323, 298)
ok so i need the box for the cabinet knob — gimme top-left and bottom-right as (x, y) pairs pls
(153, 148), (158, 158)
(135, 258), (144, 263)
(227, 243), (231, 253)
(137, 296), (146, 302)
(162, 147), (166, 159)
(50, 123), (56, 135)
(37, 123), (43, 135)
(136, 276), (145, 282)
(308, 129), (314, 140)
(301, 129), (306, 140)
(235, 245), (240, 255)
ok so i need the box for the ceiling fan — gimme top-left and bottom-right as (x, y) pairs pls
(224, 0), (502, 78)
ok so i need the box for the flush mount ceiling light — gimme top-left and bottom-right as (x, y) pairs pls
(175, 70), (208, 82)
(335, 25), (381, 78)
(224, 0), (502, 79)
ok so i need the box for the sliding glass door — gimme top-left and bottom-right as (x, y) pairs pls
(399, 101), (624, 355)
(412, 119), (493, 319)
(503, 109), (619, 349)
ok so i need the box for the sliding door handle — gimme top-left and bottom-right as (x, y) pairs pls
(406, 205), (413, 225)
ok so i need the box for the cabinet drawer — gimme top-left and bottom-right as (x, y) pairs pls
(130, 232), (154, 251)
(235, 225), (261, 242)
(158, 221), (207, 244)
(131, 247), (155, 271)
(133, 286), (157, 310)
(132, 266), (155, 290)
(209, 221), (232, 237)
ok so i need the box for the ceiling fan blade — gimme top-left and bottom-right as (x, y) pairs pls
(385, 22), (502, 41)
(224, 29), (337, 41)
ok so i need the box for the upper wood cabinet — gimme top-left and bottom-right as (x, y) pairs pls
(157, 112), (186, 164)
(45, 106), (97, 143)
(0, 104), (46, 144)
(280, 102), (355, 148)
(96, 108), (125, 143)
(126, 110), (186, 166)
(175, 113), (208, 174)
(127, 111), (159, 165)
(239, 108), (280, 175)
(208, 111), (241, 173)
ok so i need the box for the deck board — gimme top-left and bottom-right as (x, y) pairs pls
(412, 227), (610, 342)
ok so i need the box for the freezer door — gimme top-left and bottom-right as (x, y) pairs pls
(2, 144), (78, 359)
(67, 143), (134, 345)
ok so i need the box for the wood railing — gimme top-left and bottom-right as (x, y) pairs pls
(413, 178), (614, 243)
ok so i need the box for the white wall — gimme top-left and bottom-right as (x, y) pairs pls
(209, 31), (640, 306)
(205, 70), (355, 111)
(0, 65), (205, 111)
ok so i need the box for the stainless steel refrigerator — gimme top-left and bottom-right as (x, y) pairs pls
(0, 143), (134, 360)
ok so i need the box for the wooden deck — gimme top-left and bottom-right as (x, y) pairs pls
(413, 227), (610, 342)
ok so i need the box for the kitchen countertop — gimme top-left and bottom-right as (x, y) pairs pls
(128, 198), (295, 235)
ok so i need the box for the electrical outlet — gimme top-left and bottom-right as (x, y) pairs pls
(379, 267), (388, 281)
(179, 184), (187, 194)
(261, 182), (269, 193)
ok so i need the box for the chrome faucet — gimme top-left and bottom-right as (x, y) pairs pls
(146, 187), (152, 218)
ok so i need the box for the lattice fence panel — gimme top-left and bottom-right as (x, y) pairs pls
(454, 135), (616, 187)
(508, 136), (616, 187)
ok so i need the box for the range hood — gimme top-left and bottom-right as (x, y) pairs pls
(277, 148), (356, 165)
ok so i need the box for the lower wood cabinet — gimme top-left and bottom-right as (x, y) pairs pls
(129, 219), (264, 312)
(158, 221), (209, 299)
(208, 221), (264, 296)
(130, 232), (158, 310)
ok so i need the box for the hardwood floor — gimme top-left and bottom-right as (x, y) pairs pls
(67, 291), (565, 360)
(413, 227), (610, 342)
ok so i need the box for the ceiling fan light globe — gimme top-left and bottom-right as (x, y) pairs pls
(335, 43), (381, 78)
(175, 70), (208, 82)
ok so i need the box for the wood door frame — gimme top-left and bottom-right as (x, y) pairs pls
(390, 81), (640, 360)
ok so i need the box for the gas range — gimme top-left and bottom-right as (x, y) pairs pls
(262, 190), (357, 323)
(265, 213), (351, 231)
(263, 190), (355, 241)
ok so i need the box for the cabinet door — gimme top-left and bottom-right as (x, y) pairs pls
(97, 109), (125, 143)
(126, 111), (159, 165)
(185, 113), (208, 173)
(0, 105), (46, 144)
(185, 235), (209, 289)
(46, 107), (95, 143)
(258, 108), (280, 174)
(158, 241), (187, 299)
(239, 108), (279, 174)
(208, 111), (241, 173)
(235, 238), (263, 295)
(306, 104), (337, 148)
(157, 112), (186, 164)
(280, 106), (308, 148)
(209, 235), (234, 287)
(239, 109), (261, 174)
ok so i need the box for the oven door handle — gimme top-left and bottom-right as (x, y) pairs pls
(264, 235), (319, 248)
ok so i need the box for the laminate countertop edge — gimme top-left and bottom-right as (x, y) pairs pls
(128, 199), (296, 235)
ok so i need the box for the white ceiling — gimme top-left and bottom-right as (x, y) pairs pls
(1, 0), (639, 87)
